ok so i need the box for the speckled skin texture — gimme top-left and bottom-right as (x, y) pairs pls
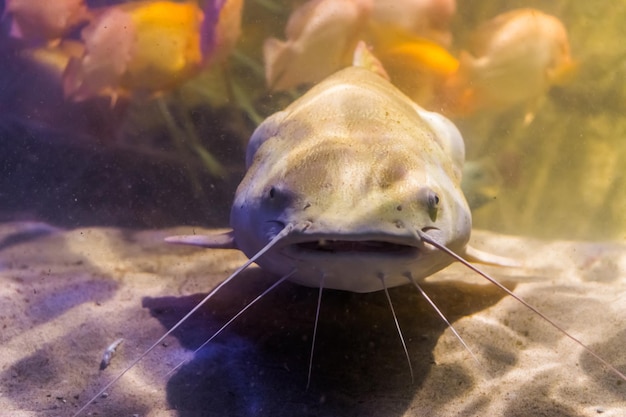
(231, 67), (471, 292)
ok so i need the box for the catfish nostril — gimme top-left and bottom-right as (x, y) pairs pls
(396, 205), (403, 211)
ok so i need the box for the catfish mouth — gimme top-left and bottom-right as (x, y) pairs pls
(286, 237), (420, 257)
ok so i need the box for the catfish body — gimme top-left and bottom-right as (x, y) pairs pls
(230, 66), (472, 292)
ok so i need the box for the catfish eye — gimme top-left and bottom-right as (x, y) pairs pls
(427, 191), (440, 221)
(417, 188), (440, 222)
(265, 185), (295, 208)
(427, 192), (440, 211)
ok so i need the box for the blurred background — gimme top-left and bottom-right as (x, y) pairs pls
(0, 0), (625, 242)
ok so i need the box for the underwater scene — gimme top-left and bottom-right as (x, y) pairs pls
(1, 0), (625, 416)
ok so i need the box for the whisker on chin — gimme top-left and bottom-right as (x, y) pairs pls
(414, 228), (626, 383)
(405, 272), (482, 369)
(379, 273), (414, 383)
(72, 224), (296, 417)
(166, 269), (298, 377)
(307, 273), (325, 390)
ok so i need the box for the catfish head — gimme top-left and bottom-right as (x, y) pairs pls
(230, 67), (471, 292)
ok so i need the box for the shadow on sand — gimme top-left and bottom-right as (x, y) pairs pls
(143, 267), (508, 417)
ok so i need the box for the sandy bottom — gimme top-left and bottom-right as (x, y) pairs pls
(1, 222), (625, 416)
